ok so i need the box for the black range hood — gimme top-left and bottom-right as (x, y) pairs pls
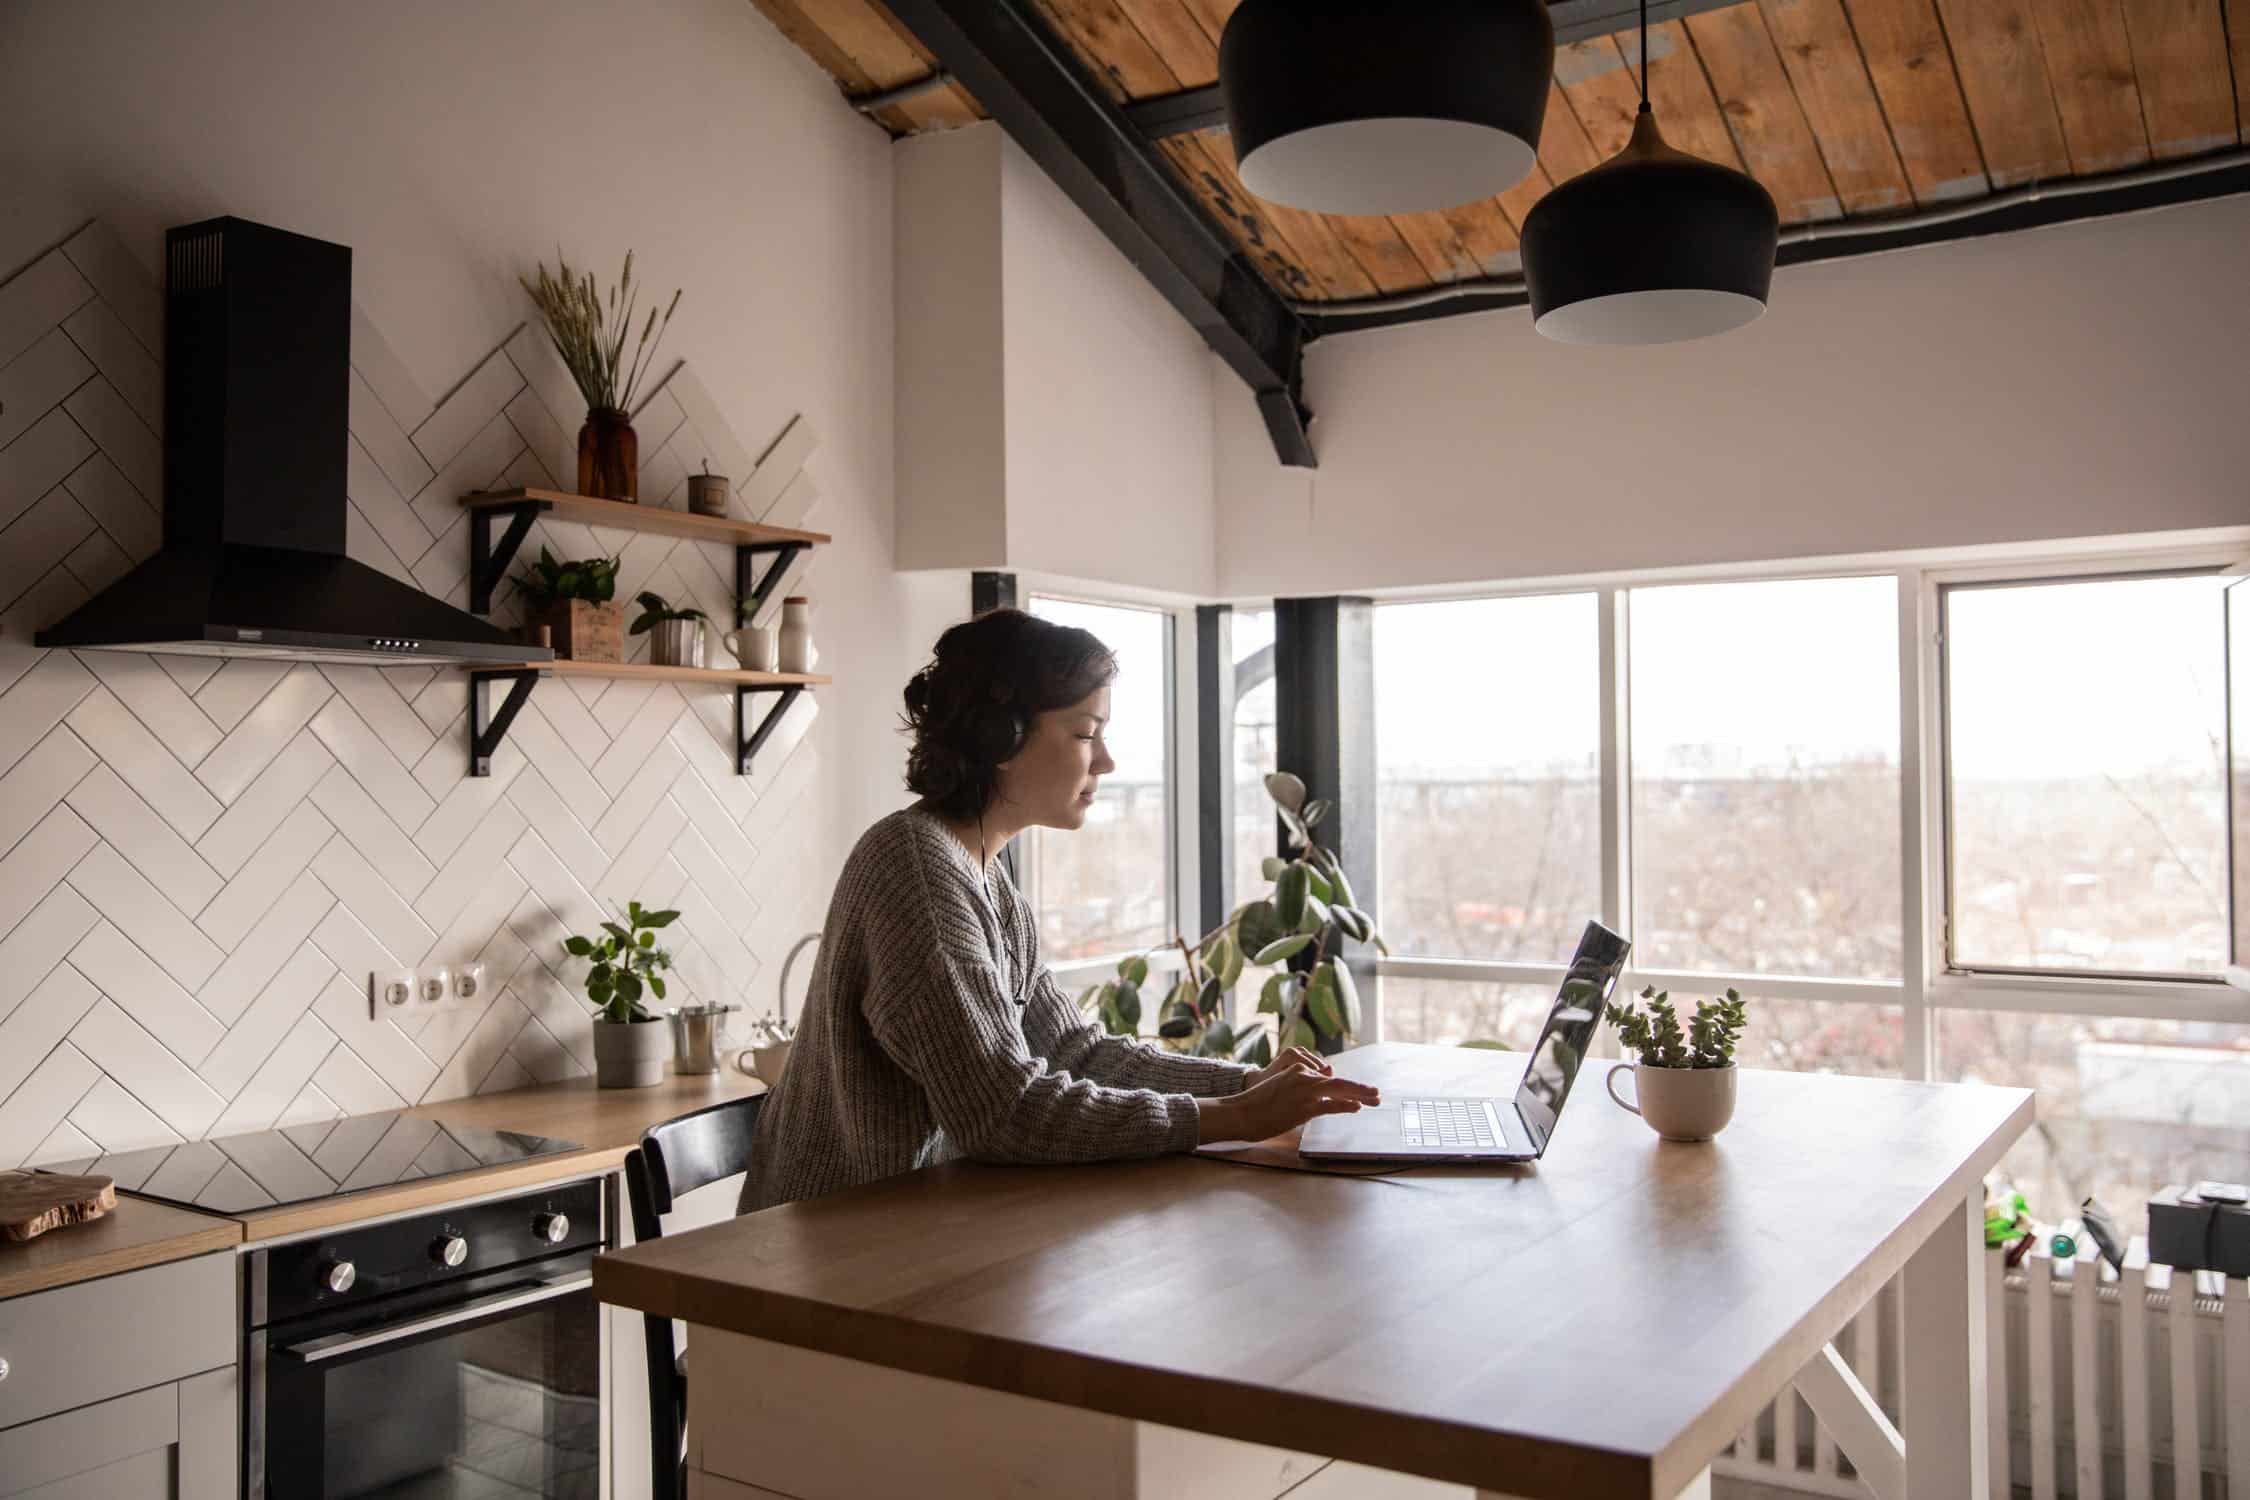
(38, 217), (545, 666)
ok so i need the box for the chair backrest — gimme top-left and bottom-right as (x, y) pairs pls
(625, 1094), (764, 1243)
(625, 1094), (763, 1500)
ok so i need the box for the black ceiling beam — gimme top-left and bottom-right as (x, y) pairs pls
(881, 0), (1315, 468)
(1127, 0), (1747, 139)
(1298, 160), (2250, 338)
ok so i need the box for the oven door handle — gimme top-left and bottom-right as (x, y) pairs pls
(280, 1272), (593, 1364)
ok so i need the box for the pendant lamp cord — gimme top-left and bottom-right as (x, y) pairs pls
(1638, 0), (1650, 112)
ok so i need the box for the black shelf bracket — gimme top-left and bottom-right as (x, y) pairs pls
(469, 500), (552, 614)
(733, 541), (807, 627)
(735, 685), (806, 777)
(468, 668), (547, 777)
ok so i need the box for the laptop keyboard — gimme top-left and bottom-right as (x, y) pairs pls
(1401, 1098), (1497, 1149)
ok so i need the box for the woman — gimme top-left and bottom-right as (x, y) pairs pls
(740, 607), (1379, 1213)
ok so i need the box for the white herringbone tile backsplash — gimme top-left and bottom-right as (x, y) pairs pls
(0, 223), (828, 1178)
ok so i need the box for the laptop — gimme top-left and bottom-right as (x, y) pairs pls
(1298, 919), (1631, 1163)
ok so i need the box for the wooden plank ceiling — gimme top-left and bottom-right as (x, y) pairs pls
(751, 0), (2246, 304)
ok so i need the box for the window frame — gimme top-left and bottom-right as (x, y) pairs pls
(1349, 529), (2250, 1079)
(1019, 583), (1194, 992)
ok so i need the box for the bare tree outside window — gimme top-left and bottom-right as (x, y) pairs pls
(1232, 608), (1278, 904)
(1025, 598), (1171, 962)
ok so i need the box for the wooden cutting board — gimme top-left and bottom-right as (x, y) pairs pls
(0, 1170), (117, 1242)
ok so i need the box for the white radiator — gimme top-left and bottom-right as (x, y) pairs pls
(1714, 1240), (2250, 1499)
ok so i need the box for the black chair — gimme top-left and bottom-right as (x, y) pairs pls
(623, 1095), (763, 1500)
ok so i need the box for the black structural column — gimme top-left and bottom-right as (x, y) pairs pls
(875, 0), (1315, 468)
(971, 571), (1018, 616)
(970, 571), (1022, 888)
(1273, 597), (1379, 1019)
(1195, 605), (1235, 937)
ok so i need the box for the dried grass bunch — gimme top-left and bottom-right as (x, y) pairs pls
(521, 251), (681, 417)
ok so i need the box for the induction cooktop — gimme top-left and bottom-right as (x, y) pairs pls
(67, 1110), (583, 1215)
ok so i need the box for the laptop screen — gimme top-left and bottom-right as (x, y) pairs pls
(1513, 919), (1633, 1154)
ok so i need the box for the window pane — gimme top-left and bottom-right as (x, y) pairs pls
(1378, 978), (1624, 1059)
(1938, 1009), (2250, 1236)
(1376, 595), (1601, 961)
(1231, 607), (1278, 909)
(1026, 598), (1171, 961)
(1630, 577), (1901, 978)
(1729, 996), (1904, 1076)
(1945, 575), (2228, 976)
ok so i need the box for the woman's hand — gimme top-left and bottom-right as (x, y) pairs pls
(1195, 1056), (1381, 1145)
(1247, 1044), (1333, 1091)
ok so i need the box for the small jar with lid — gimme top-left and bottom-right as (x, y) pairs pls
(778, 596), (818, 674)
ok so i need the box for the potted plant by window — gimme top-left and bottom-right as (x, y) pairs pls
(1601, 986), (1750, 1141)
(565, 901), (680, 1088)
(513, 547), (623, 662)
(521, 253), (681, 503)
(630, 590), (708, 669)
(1080, 771), (1387, 1063)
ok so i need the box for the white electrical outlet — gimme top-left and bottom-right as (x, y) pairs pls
(373, 970), (416, 1020)
(420, 966), (451, 1005)
(454, 962), (487, 1003)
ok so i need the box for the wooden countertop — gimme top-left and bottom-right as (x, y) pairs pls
(0, 1186), (240, 1300)
(595, 1043), (2032, 1499)
(223, 1068), (764, 1243)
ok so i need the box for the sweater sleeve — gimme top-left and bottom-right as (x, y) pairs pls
(859, 834), (1203, 1163)
(1027, 967), (1257, 1099)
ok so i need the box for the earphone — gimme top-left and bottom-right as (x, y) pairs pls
(969, 689), (1028, 763)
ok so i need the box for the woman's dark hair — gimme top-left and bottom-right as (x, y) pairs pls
(903, 608), (1116, 819)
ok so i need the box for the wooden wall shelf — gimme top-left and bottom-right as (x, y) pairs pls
(462, 488), (830, 548)
(460, 489), (832, 780)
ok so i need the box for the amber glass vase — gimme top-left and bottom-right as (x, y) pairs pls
(577, 407), (639, 502)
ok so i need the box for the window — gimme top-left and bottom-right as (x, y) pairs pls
(1938, 1009), (2250, 1235)
(1374, 595), (1602, 968)
(1379, 978), (1626, 1058)
(1629, 577), (1901, 979)
(1231, 607), (1278, 908)
(1731, 996), (1904, 1076)
(1024, 597), (1173, 961)
(1943, 573), (2229, 978)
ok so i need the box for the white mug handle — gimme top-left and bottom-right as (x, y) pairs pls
(720, 628), (744, 658)
(1605, 1061), (1641, 1116)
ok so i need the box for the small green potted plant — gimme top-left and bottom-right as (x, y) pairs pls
(1080, 771), (1387, 1064)
(565, 901), (679, 1088)
(513, 547), (624, 662)
(630, 590), (708, 669)
(1601, 985), (1750, 1141)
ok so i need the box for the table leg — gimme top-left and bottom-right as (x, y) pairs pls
(1901, 1183), (1990, 1499)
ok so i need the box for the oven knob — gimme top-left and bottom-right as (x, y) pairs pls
(323, 1260), (357, 1294)
(432, 1234), (469, 1268)
(533, 1212), (570, 1245)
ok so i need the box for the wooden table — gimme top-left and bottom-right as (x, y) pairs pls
(595, 1043), (2031, 1500)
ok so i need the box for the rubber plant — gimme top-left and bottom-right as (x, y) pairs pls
(564, 900), (680, 1023)
(1079, 772), (1387, 1065)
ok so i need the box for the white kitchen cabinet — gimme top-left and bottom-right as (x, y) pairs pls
(0, 1252), (237, 1500)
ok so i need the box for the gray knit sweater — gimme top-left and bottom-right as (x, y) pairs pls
(739, 805), (1254, 1213)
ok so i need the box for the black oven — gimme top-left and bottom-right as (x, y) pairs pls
(245, 1179), (607, 1500)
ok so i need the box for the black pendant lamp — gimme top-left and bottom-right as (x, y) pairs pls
(1521, 0), (1779, 344)
(1219, 0), (1555, 217)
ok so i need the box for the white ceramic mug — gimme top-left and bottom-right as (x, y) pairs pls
(723, 623), (780, 672)
(1605, 1061), (1737, 1142)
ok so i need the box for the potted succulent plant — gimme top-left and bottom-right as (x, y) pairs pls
(521, 252), (681, 503)
(512, 547), (623, 662)
(564, 901), (680, 1088)
(1601, 985), (1750, 1142)
(630, 590), (708, 669)
(1081, 771), (1387, 1064)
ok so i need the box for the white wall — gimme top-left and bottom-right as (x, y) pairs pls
(893, 123), (1216, 596)
(1215, 193), (2250, 596)
(0, 0), (930, 1162)
(998, 136), (1216, 597)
